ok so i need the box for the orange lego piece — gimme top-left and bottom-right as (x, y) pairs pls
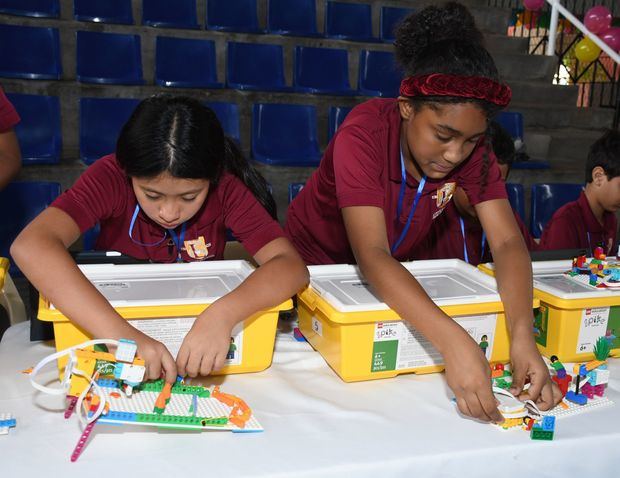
(213, 386), (252, 429)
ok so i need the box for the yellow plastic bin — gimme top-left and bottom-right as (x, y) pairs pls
(479, 260), (620, 362)
(0, 257), (27, 326)
(297, 259), (532, 382)
(38, 260), (291, 378)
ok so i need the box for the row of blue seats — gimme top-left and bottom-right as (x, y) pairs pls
(0, 181), (583, 272)
(0, 0), (412, 42)
(0, 26), (401, 96)
(7, 93), (525, 168)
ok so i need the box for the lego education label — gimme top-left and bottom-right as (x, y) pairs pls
(534, 305), (549, 347)
(576, 307), (609, 354)
(130, 317), (244, 366)
(371, 314), (497, 372)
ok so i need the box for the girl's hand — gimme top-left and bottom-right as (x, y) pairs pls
(443, 334), (504, 423)
(176, 310), (237, 378)
(132, 334), (177, 384)
(509, 336), (563, 410)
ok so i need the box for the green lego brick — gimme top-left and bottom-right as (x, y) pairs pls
(530, 428), (554, 440)
(135, 413), (228, 427)
(135, 380), (210, 398)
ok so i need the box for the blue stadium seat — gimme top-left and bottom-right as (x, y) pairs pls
(80, 97), (140, 165)
(6, 93), (61, 165)
(506, 182), (525, 222)
(0, 25), (61, 80)
(0, 0), (59, 18)
(267, 0), (318, 36)
(530, 183), (583, 238)
(76, 31), (143, 85)
(155, 37), (222, 88)
(73, 0), (133, 24)
(294, 46), (354, 95)
(380, 6), (413, 42)
(252, 103), (321, 167)
(288, 182), (305, 203)
(206, 0), (262, 33)
(0, 181), (61, 274)
(325, 1), (374, 42)
(83, 224), (100, 251)
(496, 111), (524, 142)
(143, 0), (198, 29)
(358, 50), (401, 97)
(328, 106), (352, 141)
(227, 42), (289, 91)
(205, 102), (240, 143)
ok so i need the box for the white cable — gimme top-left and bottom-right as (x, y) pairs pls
(29, 339), (121, 425)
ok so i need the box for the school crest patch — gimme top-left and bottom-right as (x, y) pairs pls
(433, 182), (456, 209)
(184, 236), (211, 260)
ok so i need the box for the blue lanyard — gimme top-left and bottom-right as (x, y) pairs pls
(459, 216), (486, 264)
(128, 205), (168, 247)
(168, 223), (187, 262)
(391, 149), (426, 254)
(128, 204), (186, 261)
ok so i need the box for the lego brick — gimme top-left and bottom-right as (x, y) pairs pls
(115, 339), (138, 363)
(541, 416), (555, 432)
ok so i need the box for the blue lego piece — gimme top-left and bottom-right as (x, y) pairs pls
(0, 418), (16, 427)
(293, 327), (307, 342)
(97, 378), (120, 388)
(565, 391), (588, 405)
(579, 364), (588, 376)
(541, 416), (555, 432)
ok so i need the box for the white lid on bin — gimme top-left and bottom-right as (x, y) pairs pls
(52, 261), (255, 308)
(529, 260), (620, 299)
(307, 259), (501, 312)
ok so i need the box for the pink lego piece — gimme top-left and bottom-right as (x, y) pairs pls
(64, 396), (78, 419)
(70, 420), (97, 462)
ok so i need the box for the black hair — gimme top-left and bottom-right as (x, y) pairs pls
(488, 121), (516, 168)
(116, 95), (276, 219)
(395, 2), (506, 189)
(585, 129), (620, 184)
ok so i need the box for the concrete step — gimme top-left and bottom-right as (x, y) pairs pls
(510, 103), (615, 130)
(495, 53), (557, 82)
(525, 127), (607, 163)
(508, 80), (578, 107)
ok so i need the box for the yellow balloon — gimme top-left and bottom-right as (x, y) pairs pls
(575, 37), (601, 63)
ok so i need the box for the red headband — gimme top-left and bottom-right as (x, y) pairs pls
(399, 74), (512, 107)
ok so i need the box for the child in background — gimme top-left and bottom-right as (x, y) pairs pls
(12, 95), (308, 384)
(414, 121), (537, 265)
(0, 86), (21, 190)
(285, 2), (561, 422)
(540, 129), (620, 256)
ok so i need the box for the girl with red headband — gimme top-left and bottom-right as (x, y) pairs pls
(285, 2), (561, 421)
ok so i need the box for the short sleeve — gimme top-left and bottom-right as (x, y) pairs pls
(51, 156), (128, 233)
(221, 176), (285, 256)
(457, 144), (507, 206)
(0, 88), (20, 133)
(332, 123), (387, 209)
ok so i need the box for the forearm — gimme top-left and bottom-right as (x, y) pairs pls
(357, 246), (473, 354)
(11, 233), (138, 340)
(492, 234), (535, 339)
(205, 251), (308, 325)
(0, 150), (20, 190)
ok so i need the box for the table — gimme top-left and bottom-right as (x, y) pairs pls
(1, 321), (619, 477)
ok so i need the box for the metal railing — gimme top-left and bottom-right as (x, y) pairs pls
(487, 0), (620, 128)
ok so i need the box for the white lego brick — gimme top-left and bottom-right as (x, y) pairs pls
(115, 339), (138, 363)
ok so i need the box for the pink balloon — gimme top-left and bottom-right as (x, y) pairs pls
(600, 27), (620, 53)
(584, 6), (612, 34)
(523, 0), (545, 11)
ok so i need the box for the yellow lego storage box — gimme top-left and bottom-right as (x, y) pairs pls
(297, 259), (528, 382)
(38, 260), (292, 377)
(479, 260), (620, 362)
(0, 257), (27, 326)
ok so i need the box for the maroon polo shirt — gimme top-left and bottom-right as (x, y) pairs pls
(0, 87), (19, 133)
(540, 190), (618, 255)
(284, 98), (508, 265)
(413, 201), (538, 266)
(52, 154), (284, 262)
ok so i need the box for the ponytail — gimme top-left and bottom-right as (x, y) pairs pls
(223, 137), (277, 220)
